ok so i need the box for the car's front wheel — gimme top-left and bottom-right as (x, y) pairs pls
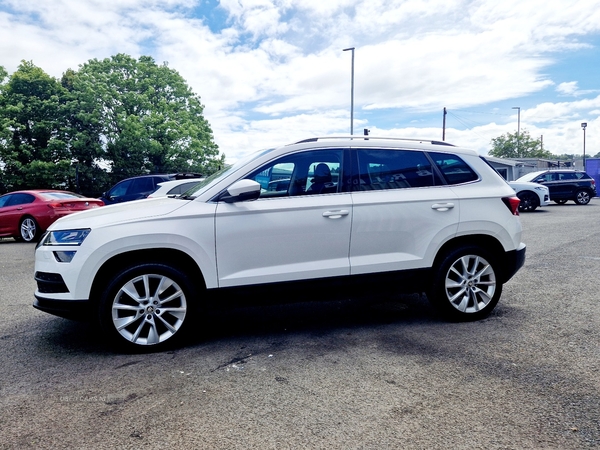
(99, 263), (196, 351)
(517, 191), (539, 212)
(574, 189), (591, 205)
(427, 246), (502, 321)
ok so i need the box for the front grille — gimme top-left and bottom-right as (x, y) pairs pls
(35, 272), (69, 294)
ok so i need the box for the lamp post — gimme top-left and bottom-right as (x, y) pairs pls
(581, 122), (587, 171)
(512, 107), (521, 155)
(343, 47), (355, 135)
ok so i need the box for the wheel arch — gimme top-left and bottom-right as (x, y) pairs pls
(433, 234), (511, 282)
(90, 248), (206, 305)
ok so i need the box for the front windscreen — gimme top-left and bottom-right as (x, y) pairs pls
(181, 147), (278, 199)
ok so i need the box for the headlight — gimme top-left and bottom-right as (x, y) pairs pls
(38, 229), (91, 247)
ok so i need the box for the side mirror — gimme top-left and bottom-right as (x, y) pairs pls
(221, 179), (261, 203)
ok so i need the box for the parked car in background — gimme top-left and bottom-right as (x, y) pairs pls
(508, 180), (550, 212)
(34, 136), (526, 351)
(515, 170), (596, 205)
(100, 173), (202, 204)
(0, 190), (103, 242)
(147, 178), (204, 198)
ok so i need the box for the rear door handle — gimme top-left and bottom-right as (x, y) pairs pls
(431, 203), (455, 211)
(323, 210), (350, 219)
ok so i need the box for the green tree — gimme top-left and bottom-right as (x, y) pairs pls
(0, 61), (72, 191)
(489, 130), (553, 159)
(69, 54), (224, 186)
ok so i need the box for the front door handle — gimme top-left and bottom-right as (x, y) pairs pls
(323, 210), (350, 219)
(431, 203), (455, 211)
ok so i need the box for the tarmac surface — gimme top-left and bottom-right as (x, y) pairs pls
(1, 199), (599, 449)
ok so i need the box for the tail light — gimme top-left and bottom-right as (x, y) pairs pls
(502, 196), (520, 216)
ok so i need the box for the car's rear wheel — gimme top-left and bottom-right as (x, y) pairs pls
(554, 199), (568, 204)
(517, 191), (539, 212)
(427, 246), (502, 321)
(574, 189), (591, 205)
(99, 263), (196, 351)
(19, 216), (39, 242)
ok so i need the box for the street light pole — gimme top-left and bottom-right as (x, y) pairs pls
(343, 47), (355, 135)
(581, 122), (587, 171)
(512, 107), (521, 155)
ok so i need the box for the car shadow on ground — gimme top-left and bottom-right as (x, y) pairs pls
(34, 292), (443, 354)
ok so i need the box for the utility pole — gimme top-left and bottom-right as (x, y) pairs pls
(512, 107), (521, 155)
(442, 107), (447, 141)
(582, 123), (587, 171)
(343, 47), (355, 135)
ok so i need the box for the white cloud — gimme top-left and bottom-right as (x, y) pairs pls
(1, 0), (600, 160)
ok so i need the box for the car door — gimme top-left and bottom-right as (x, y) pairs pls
(556, 172), (579, 198)
(215, 148), (352, 287)
(0, 193), (15, 235)
(349, 148), (460, 274)
(0, 193), (36, 236)
(104, 179), (132, 204)
(533, 172), (560, 199)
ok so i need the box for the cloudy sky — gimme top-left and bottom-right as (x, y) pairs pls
(1, 0), (600, 162)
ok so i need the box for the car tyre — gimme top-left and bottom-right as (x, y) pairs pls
(427, 246), (502, 321)
(574, 189), (591, 205)
(516, 191), (539, 212)
(19, 216), (39, 242)
(554, 199), (568, 204)
(99, 262), (196, 351)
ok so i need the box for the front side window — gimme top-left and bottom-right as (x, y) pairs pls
(354, 149), (439, 191)
(6, 193), (35, 206)
(534, 173), (557, 183)
(245, 149), (343, 198)
(0, 194), (12, 208)
(109, 180), (132, 197)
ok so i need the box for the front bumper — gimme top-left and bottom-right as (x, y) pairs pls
(33, 296), (93, 321)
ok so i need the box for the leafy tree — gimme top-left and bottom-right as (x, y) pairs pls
(0, 61), (72, 191)
(69, 54), (224, 187)
(489, 130), (553, 159)
(0, 55), (224, 195)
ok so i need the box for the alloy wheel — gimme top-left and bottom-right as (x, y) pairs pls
(111, 273), (187, 346)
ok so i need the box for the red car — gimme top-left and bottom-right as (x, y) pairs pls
(0, 190), (104, 242)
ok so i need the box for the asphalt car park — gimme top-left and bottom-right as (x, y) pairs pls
(1, 200), (600, 448)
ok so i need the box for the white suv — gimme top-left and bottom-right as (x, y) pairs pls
(33, 137), (526, 350)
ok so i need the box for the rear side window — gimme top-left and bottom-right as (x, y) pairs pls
(559, 172), (577, 180)
(429, 152), (478, 185)
(167, 181), (201, 195)
(130, 177), (156, 194)
(354, 149), (440, 191)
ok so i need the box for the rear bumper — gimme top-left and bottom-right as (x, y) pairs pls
(502, 244), (526, 283)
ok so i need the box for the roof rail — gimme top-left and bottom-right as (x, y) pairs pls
(292, 136), (455, 146)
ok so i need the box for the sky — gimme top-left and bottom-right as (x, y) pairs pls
(1, 0), (600, 163)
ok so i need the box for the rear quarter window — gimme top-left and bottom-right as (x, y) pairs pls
(429, 152), (478, 185)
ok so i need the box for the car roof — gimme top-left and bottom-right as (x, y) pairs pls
(155, 178), (203, 188)
(1, 189), (75, 195)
